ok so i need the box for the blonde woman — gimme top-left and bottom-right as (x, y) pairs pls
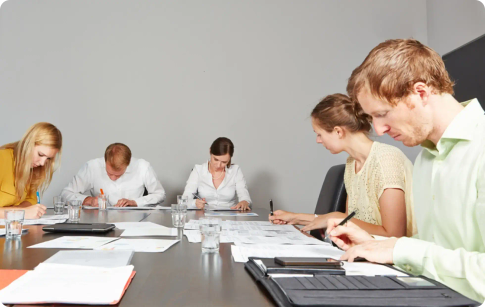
(269, 94), (416, 238)
(0, 122), (62, 219)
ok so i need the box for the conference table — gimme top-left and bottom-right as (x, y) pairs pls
(0, 208), (275, 307)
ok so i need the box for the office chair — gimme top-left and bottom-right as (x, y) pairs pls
(310, 164), (347, 241)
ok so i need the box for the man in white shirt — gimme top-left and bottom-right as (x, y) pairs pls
(324, 39), (485, 303)
(61, 143), (165, 207)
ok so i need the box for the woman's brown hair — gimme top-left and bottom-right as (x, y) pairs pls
(311, 93), (372, 133)
(210, 137), (234, 167)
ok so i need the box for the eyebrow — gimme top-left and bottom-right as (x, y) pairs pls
(214, 157), (229, 163)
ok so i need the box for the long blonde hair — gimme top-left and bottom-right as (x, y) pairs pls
(0, 122), (62, 200)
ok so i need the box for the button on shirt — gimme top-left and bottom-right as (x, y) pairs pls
(61, 158), (166, 207)
(393, 99), (485, 303)
(182, 161), (251, 208)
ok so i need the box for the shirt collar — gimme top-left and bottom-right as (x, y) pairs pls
(421, 99), (483, 154)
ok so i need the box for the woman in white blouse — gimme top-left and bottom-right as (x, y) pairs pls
(182, 137), (252, 210)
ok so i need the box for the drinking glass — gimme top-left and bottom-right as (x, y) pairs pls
(68, 200), (82, 222)
(5, 210), (25, 239)
(97, 194), (109, 210)
(177, 195), (188, 205)
(171, 204), (187, 227)
(53, 196), (65, 215)
(199, 218), (222, 253)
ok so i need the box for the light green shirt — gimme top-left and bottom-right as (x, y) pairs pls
(393, 99), (485, 303)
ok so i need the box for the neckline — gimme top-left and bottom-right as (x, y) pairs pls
(352, 141), (376, 175)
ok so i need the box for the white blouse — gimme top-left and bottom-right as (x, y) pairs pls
(182, 161), (252, 209)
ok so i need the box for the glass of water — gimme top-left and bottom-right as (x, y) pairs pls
(171, 204), (187, 227)
(97, 194), (109, 210)
(177, 195), (188, 205)
(5, 210), (25, 239)
(199, 218), (222, 253)
(68, 200), (82, 222)
(53, 196), (65, 215)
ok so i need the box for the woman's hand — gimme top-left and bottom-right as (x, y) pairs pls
(195, 198), (207, 209)
(268, 210), (297, 225)
(300, 212), (346, 232)
(24, 204), (47, 219)
(231, 201), (250, 211)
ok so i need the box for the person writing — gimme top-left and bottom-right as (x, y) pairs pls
(0, 122), (62, 219)
(327, 38), (485, 303)
(269, 94), (416, 238)
(61, 143), (165, 207)
(182, 137), (251, 210)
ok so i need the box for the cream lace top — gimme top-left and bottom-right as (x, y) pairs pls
(344, 141), (416, 237)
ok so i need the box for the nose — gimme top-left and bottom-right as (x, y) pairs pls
(372, 119), (390, 136)
(39, 157), (48, 167)
(316, 136), (322, 144)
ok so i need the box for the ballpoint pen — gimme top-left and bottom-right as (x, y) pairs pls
(270, 199), (274, 216)
(36, 191), (40, 204)
(324, 210), (357, 241)
(192, 193), (208, 207)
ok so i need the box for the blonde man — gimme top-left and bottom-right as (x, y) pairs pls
(61, 143), (165, 207)
(326, 39), (485, 303)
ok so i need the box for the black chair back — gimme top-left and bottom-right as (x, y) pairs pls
(310, 164), (347, 240)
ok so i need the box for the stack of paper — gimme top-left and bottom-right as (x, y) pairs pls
(114, 222), (177, 237)
(231, 244), (345, 263)
(28, 236), (119, 249)
(0, 263), (134, 305)
(43, 250), (134, 268)
(95, 239), (179, 253)
(0, 214), (68, 226)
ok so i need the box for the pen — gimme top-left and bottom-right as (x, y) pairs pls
(324, 210), (357, 241)
(100, 189), (104, 195)
(192, 193), (208, 206)
(270, 199), (274, 216)
(36, 191), (40, 204)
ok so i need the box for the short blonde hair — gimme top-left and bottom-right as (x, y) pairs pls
(347, 39), (454, 105)
(104, 143), (131, 171)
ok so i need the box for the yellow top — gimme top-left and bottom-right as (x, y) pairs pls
(0, 149), (36, 207)
(344, 141), (417, 237)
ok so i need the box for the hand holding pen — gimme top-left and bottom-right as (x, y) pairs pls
(192, 193), (208, 210)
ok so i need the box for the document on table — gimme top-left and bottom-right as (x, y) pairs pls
(0, 263), (134, 305)
(205, 205), (240, 211)
(184, 220), (291, 231)
(234, 235), (327, 245)
(95, 239), (179, 252)
(183, 230), (237, 243)
(0, 214), (68, 225)
(231, 244), (345, 262)
(342, 262), (408, 277)
(44, 250), (134, 268)
(204, 212), (258, 217)
(114, 222), (166, 230)
(108, 206), (155, 210)
(28, 236), (119, 249)
(155, 204), (200, 210)
(120, 227), (177, 237)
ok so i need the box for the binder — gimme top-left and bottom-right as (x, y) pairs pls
(245, 259), (481, 307)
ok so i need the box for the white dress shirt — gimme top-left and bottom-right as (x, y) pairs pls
(61, 157), (166, 207)
(182, 161), (252, 208)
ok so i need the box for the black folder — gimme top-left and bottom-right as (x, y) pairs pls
(43, 223), (115, 233)
(245, 259), (481, 307)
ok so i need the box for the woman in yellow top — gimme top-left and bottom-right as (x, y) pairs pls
(0, 122), (62, 219)
(269, 94), (416, 237)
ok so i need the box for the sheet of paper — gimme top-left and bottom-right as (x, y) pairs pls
(121, 227), (177, 237)
(205, 205), (240, 211)
(43, 250), (134, 268)
(155, 205), (199, 210)
(39, 214), (69, 220)
(95, 239), (179, 252)
(0, 263), (133, 305)
(231, 244), (345, 262)
(114, 222), (166, 230)
(343, 262), (408, 277)
(0, 215), (68, 226)
(28, 236), (119, 249)
(234, 235), (326, 245)
(82, 206), (98, 210)
(108, 206), (155, 210)
(204, 212), (258, 217)
(183, 229), (237, 243)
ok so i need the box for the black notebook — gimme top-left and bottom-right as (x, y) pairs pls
(43, 223), (115, 233)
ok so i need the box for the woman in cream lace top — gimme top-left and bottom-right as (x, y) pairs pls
(269, 94), (416, 237)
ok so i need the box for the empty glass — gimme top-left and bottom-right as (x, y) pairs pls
(68, 200), (82, 222)
(199, 218), (222, 253)
(171, 204), (187, 227)
(5, 210), (25, 239)
(97, 194), (109, 210)
(53, 196), (65, 215)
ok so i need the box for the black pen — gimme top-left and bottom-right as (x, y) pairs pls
(324, 210), (357, 241)
(270, 199), (274, 216)
(192, 193), (208, 207)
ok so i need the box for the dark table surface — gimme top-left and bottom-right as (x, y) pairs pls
(0, 208), (275, 307)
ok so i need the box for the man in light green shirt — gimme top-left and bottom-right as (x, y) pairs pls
(326, 38), (485, 303)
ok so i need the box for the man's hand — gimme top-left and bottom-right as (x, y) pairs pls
(268, 210), (298, 225)
(115, 199), (137, 207)
(231, 201), (250, 211)
(24, 204), (47, 219)
(82, 196), (98, 207)
(195, 198), (207, 209)
(326, 218), (374, 251)
(341, 238), (397, 264)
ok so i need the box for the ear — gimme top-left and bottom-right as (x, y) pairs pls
(334, 126), (345, 139)
(412, 82), (432, 105)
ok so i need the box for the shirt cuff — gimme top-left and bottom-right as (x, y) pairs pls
(393, 237), (432, 275)
(134, 197), (147, 207)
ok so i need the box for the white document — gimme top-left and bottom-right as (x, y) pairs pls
(114, 222), (166, 230)
(0, 263), (133, 305)
(39, 214), (69, 220)
(43, 250), (134, 268)
(121, 227), (177, 237)
(231, 244), (345, 263)
(0, 214), (68, 226)
(108, 206), (155, 210)
(28, 236), (119, 249)
(343, 261), (408, 277)
(183, 229), (236, 243)
(204, 212), (258, 217)
(234, 235), (327, 245)
(205, 205), (240, 211)
(155, 204), (200, 210)
(82, 206), (98, 210)
(95, 239), (179, 252)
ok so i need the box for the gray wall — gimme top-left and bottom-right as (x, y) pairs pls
(427, 0), (485, 55)
(1, 0), (428, 212)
